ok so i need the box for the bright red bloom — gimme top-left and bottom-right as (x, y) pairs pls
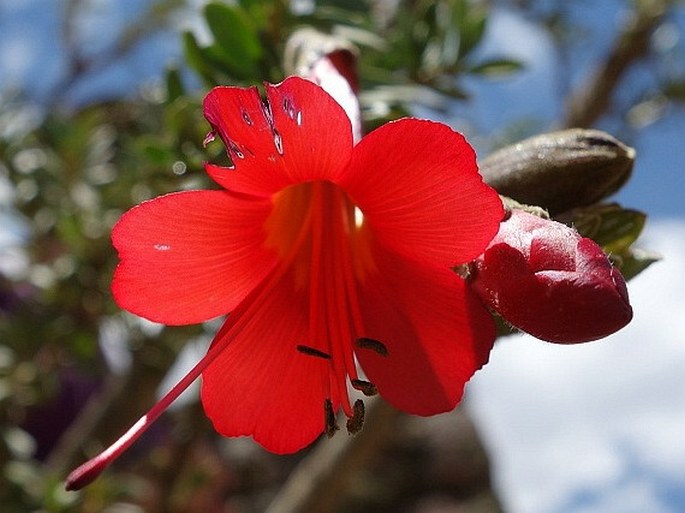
(470, 209), (633, 343)
(66, 76), (502, 489)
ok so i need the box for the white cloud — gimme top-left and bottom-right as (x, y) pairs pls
(466, 219), (685, 513)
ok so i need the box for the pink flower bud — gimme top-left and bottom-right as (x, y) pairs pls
(470, 209), (632, 343)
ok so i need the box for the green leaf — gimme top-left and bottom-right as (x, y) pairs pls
(616, 248), (660, 281)
(183, 31), (220, 85)
(204, 1), (262, 77)
(566, 203), (658, 280)
(137, 135), (176, 167)
(165, 67), (184, 102)
(663, 79), (685, 103)
(469, 58), (524, 77)
(455, 3), (488, 58)
(571, 203), (646, 255)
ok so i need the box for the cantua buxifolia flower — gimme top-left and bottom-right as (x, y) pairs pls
(66, 76), (503, 490)
(470, 209), (633, 343)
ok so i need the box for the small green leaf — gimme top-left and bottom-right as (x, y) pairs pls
(566, 203), (658, 280)
(663, 79), (685, 103)
(137, 136), (176, 167)
(204, 2), (262, 77)
(165, 67), (184, 102)
(615, 248), (660, 281)
(469, 58), (524, 77)
(572, 204), (646, 255)
(457, 8), (488, 58)
(183, 31), (220, 85)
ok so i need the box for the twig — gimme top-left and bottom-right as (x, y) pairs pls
(562, 0), (668, 128)
(264, 397), (400, 513)
(45, 372), (125, 476)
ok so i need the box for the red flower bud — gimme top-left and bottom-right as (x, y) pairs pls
(470, 209), (632, 343)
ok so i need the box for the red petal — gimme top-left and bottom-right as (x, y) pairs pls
(203, 77), (353, 196)
(355, 246), (496, 415)
(112, 191), (276, 325)
(200, 269), (330, 454)
(340, 119), (503, 268)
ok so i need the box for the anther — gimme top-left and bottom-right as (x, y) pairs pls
(356, 337), (388, 356)
(346, 399), (365, 435)
(296, 345), (331, 360)
(351, 378), (378, 396)
(324, 399), (339, 438)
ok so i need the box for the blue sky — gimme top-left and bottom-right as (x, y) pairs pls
(457, 4), (685, 219)
(1, 2), (684, 512)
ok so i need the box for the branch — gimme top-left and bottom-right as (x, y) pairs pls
(264, 398), (399, 513)
(562, 0), (668, 128)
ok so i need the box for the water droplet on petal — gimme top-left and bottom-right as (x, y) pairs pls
(154, 244), (171, 251)
(296, 111), (303, 126)
(282, 97), (298, 121)
(261, 99), (273, 126)
(273, 130), (284, 155)
(241, 110), (253, 126)
(228, 141), (244, 159)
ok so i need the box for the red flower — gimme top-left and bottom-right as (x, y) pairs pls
(66, 77), (502, 489)
(470, 209), (633, 343)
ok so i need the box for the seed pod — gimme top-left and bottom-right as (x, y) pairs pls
(479, 129), (634, 215)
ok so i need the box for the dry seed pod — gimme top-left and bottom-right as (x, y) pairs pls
(479, 129), (634, 214)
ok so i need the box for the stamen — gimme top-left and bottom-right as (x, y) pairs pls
(65, 343), (213, 490)
(351, 378), (378, 396)
(356, 337), (388, 356)
(66, 263), (287, 491)
(324, 398), (339, 438)
(346, 399), (365, 435)
(296, 345), (332, 360)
